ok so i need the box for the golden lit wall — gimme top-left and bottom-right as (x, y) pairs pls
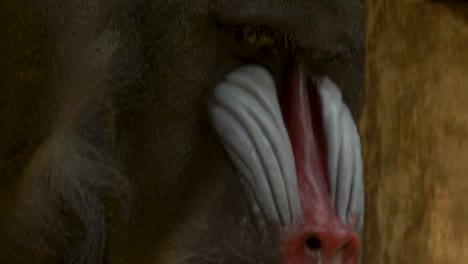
(362, 1), (468, 263)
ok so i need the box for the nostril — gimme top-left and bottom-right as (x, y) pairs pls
(305, 236), (322, 251)
(302, 229), (360, 263)
(284, 230), (359, 263)
(304, 236), (323, 261)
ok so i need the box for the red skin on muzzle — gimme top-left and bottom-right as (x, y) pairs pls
(279, 64), (360, 264)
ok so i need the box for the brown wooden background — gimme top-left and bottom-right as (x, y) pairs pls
(362, 1), (468, 263)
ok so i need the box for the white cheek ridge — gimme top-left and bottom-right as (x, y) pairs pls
(208, 65), (302, 226)
(317, 77), (365, 234)
(208, 65), (365, 236)
(209, 105), (279, 220)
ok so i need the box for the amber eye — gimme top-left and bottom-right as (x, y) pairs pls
(220, 24), (286, 61)
(240, 25), (277, 49)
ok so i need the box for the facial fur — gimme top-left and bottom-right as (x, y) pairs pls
(0, 0), (365, 263)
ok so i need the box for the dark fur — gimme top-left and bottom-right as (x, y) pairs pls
(0, 0), (364, 263)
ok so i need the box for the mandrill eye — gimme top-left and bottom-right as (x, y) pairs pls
(236, 25), (283, 53)
(241, 26), (276, 47)
(219, 23), (290, 61)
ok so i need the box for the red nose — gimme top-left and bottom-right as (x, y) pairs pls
(284, 217), (360, 263)
(279, 64), (360, 263)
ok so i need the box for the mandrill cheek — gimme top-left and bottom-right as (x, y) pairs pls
(317, 77), (364, 233)
(208, 65), (302, 225)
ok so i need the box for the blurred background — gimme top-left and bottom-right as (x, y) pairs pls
(362, 1), (468, 263)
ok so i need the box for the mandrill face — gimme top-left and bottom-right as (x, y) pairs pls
(111, 1), (365, 263)
(0, 1), (365, 263)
